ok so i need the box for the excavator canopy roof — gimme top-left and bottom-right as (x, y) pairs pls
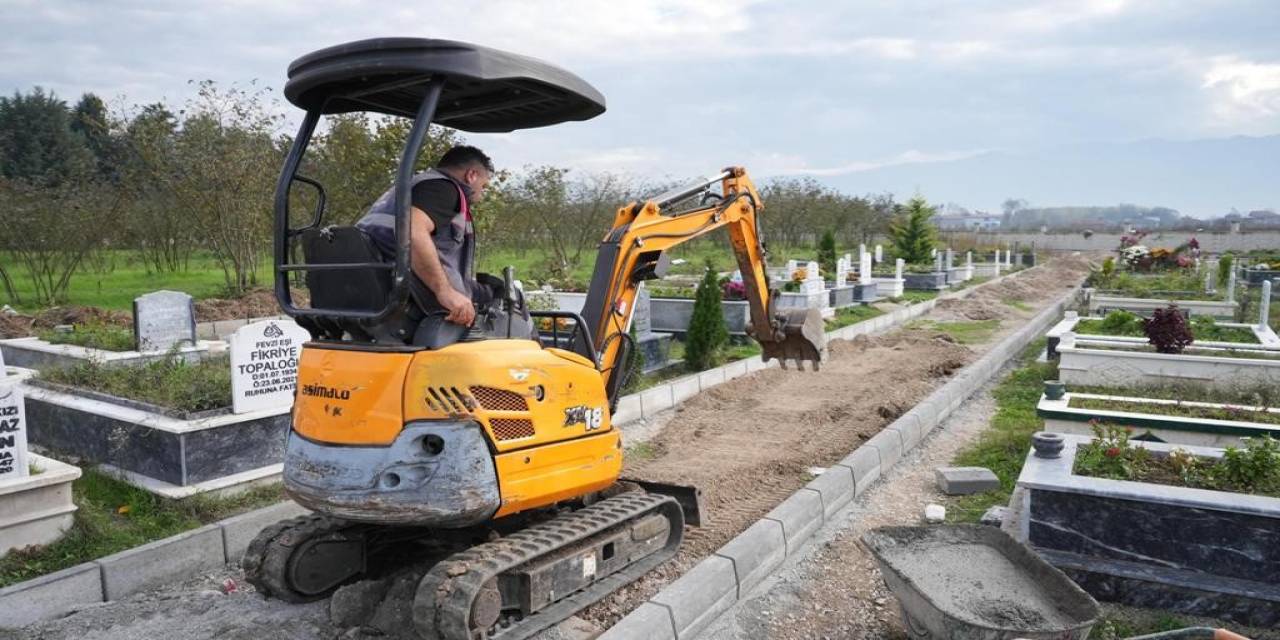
(284, 38), (606, 132)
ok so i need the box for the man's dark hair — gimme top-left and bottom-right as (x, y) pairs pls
(437, 145), (494, 173)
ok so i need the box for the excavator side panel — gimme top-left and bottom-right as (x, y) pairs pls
(292, 345), (414, 446)
(492, 429), (622, 518)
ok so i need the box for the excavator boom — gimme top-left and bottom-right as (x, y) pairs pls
(576, 167), (826, 398)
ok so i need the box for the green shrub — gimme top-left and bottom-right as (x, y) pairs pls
(41, 356), (232, 413)
(1142, 305), (1194, 354)
(39, 322), (135, 352)
(684, 264), (729, 371)
(817, 230), (837, 280)
(1098, 310), (1142, 336)
(1218, 254), (1234, 287)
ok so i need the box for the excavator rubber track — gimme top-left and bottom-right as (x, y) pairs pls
(414, 491), (684, 640)
(243, 513), (371, 602)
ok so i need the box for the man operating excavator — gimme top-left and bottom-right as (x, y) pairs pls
(355, 145), (494, 330)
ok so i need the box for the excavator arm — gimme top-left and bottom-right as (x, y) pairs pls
(574, 167), (826, 402)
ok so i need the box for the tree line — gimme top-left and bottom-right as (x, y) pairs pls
(0, 83), (898, 306)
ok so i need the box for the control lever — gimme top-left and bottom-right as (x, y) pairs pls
(503, 266), (518, 338)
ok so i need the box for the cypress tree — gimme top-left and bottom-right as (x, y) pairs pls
(889, 196), (938, 265)
(684, 264), (729, 371)
(818, 230), (837, 280)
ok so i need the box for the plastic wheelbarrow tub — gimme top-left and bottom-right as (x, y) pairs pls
(862, 525), (1100, 639)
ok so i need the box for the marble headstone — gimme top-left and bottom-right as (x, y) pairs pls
(945, 248), (954, 269)
(133, 290), (196, 352)
(836, 256), (851, 285)
(0, 381), (29, 481)
(875, 245), (883, 264)
(895, 258), (905, 280)
(634, 286), (653, 336)
(230, 319), (311, 414)
(860, 250), (874, 285)
(966, 251), (973, 266)
(1260, 281), (1272, 330)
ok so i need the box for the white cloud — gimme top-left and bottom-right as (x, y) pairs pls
(1202, 56), (1280, 127)
(768, 149), (991, 177)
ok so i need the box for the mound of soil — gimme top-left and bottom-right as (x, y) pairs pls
(194, 289), (300, 322)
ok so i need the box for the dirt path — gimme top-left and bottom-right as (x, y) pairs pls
(584, 258), (1089, 627)
(699, 365), (1280, 640)
(4, 260), (1088, 640)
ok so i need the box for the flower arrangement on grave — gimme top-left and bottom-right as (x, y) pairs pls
(783, 267), (807, 292)
(720, 279), (747, 301)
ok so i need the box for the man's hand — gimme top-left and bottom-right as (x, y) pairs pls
(439, 288), (476, 326)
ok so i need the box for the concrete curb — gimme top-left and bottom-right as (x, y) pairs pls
(601, 274), (1077, 640)
(612, 265), (1041, 429)
(0, 500), (308, 629)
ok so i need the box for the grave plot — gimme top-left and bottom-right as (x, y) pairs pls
(20, 318), (309, 496)
(0, 367), (81, 559)
(0, 291), (220, 370)
(1017, 433), (1280, 627)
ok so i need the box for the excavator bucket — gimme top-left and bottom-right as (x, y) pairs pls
(761, 307), (827, 370)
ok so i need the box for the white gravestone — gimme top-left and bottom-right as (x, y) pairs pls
(945, 248), (954, 269)
(1227, 269), (1236, 303)
(966, 251), (973, 266)
(799, 261), (824, 294)
(0, 381), (29, 481)
(731, 269), (743, 283)
(1204, 267), (1215, 294)
(895, 258), (905, 280)
(230, 319), (312, 414)
(1260, 281), (1272, 330)
(993, 250), (1002, 274)
(934, 253), (943, 272)
(836, 256), (851, 285)
(932, 248), (938, 259)
(860, 250), (874, 285)
(858, 245), (866, 266)
(875, 245), (883, 264)
(133, 290), (196, 352)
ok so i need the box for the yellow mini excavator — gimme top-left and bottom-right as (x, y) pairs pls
(245, 38), (825, 640)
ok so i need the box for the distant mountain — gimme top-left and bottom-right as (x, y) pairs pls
(817, 135), (1279, 218)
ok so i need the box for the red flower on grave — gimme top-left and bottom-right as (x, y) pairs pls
(1105, 447), (1122, 458)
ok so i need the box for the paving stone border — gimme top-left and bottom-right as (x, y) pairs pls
(600, 277), (1081, 640)
(0, 500), (308, 629)
(0, 267), (1042, 631)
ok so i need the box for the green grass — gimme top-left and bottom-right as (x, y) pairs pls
(1090, 614), (1191, 639)
(0, 469), (283, 588)
(38, 323), (136, 351)
(1003, 298), (1033, 312)
(892, 290), (939, 304)
(909, 319), (1001, 344)
(824, 305), (884, 330)
(625, 441), (659, 461)
(1069, 395), (1280, 425)
(3, 251), (255, 312)
(1076, 315), (1260, 344)
(947, 340), (1054, 523)
(946, 276), (992, 292)
(41, 356), (233, 413)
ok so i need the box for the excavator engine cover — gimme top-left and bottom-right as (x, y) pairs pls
(761, 307), (827, 370)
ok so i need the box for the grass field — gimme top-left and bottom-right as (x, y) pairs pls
(4, 239), (838, 313)
(2, 251), (256, 312)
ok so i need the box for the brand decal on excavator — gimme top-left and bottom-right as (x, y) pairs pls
(564, 405), (604, 431)
(301, 384), (351, 400)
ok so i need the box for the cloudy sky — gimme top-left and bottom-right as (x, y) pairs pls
(3, 0), (1278, 211)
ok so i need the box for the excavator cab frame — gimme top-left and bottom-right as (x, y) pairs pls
(272, 38), (606, 331)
